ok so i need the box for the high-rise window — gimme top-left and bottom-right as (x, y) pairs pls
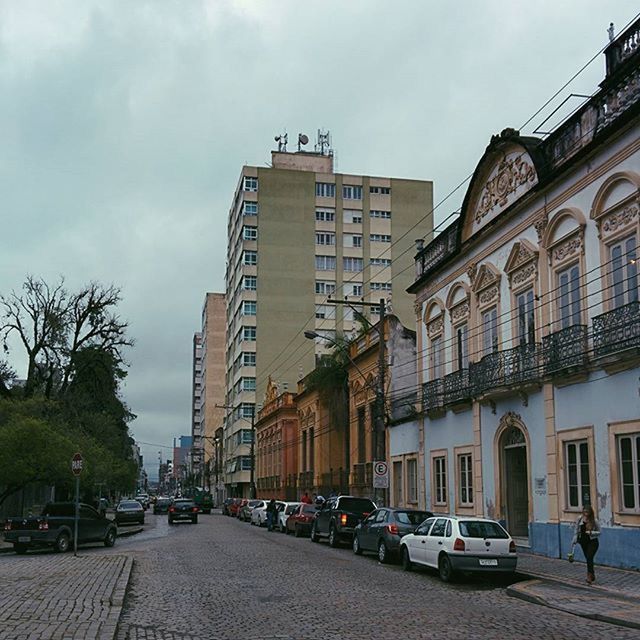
(558, 265), (582, 327)
(243, 326), (256, 341)
(243, 202), (258, 216)
(316, 182), (336, 198)
(316, 208), (335, 222)
(343, 185), (363, 200)
(344, 233), (362, 248)
(243, 250), (257, 266)
(370, 234), (391, 243)
(370, 186), (391, 195)
(315, 305), (336, 319)
(243, 176), (258, 192)
(343, 257), (363, 272)
(242, 377), (256, 391)
(242, 352), (256, 367)
(315, 232), (335, 246)
(344, 210), (363, 224)
(610, 235), (638, 308)
(371, 282), (392, 291)
(350, 284), (363, 297)
(370, 210), (391, 219)
(315, 281), (336, 295)
(242, 301), (256, 316)
(315, 255), (336, 271)
(243, 276), (257, 291)
(370, 257), (392, 267)
(243, 226), (257, 241)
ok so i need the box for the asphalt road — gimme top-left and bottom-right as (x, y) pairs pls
(104, 512), (637, 640)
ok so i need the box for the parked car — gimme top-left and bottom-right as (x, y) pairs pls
(134, 494), (150, 510)
(239, 500), (263, 522)
(153, 497), (173, 514)
(277, 502), (302, 532)
(250, 500), (269, 526)
(353, 508), (433, 563)
(115, 500), (145, 525)
(168, 498), (199, 525)
(285, 503), (318, 537)
(311, 495), (376, 547)
(230, 498), (247, 518)
(222, 498), (234, 516)
(399, 515), (517, 582)
(3, 502), (117, 554)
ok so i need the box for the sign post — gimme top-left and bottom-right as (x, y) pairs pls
(373, 461), (389, 493)
(71, 453), (83, 557)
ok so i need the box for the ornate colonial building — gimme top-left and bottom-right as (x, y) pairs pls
(409, 20), (640, 568)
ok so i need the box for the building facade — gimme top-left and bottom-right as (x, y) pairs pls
(223, 138), (433, 497)
(410, 21), (640, 568)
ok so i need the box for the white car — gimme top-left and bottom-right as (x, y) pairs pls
(277, 502), (302, 532)
(250, 500), (269, 526)
(399, 515), (517, 582)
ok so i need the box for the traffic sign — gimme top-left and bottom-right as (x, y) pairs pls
(71, 453), (83, 476)
(373, 460), (389, 489)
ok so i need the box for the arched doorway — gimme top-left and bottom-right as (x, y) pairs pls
(500, 423), (529, 537)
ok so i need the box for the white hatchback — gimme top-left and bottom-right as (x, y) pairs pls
(277, 502), (302, 532)
(250, 501), (268, 526)
(399, 515), (517, 582)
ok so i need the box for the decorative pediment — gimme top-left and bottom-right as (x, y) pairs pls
(460, 131), (545, 243)
(472, 263), (501, 293)
(504, 239), (538, 275)
(264, 376), (279, 405)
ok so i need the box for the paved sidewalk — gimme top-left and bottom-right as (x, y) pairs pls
(0, 553), (133, 640)
(511, 551), (640, 630)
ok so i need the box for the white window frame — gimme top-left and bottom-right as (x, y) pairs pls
(343, 257), (363, 272)
(242, 276), (257, 291)
(243, 250), (257, 266)
(458, 453), (473, 506)
(370, 210), (391, 219)
(609, 234), (638, 309)
(370, 233), (391, 243)
(242, 352), (256, 367)
(315, 208), (335, 222)
(516, 287), (535, 345)
(407, 458), (418, 503)
(242, 301), (256, 316)
(315, 281), (336, 295)
(315, 183), (336, 198)
(343, 185), (363, 200)
(315, 232), (336, 246)
(370, 258), (392, 267)
(243, 202), (258, 216)
(481, 306), (498, 355)
(315, 255), (336, 271)
(565, 439), (591, 510)
(557, 263), (582, 328)
(617, 432), (640, 513)
(243, 176), (258, 192)
(243, 226), (257, 241)
(434, 456), (447, 506)
(243, 327), (256, 341)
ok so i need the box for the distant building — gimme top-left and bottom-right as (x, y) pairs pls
(223, 136), (433, 497)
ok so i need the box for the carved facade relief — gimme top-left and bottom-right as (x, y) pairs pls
(552, 234), (583, 263)
(534, 214), (549, 245)
(511, 263), (536, 287)
(598, 202), (639, 239)
(427, 316), (444, 338)
(478, 284), (499, 306)
(451, 301), (470, 323)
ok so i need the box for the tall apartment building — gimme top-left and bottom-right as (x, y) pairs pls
(224, 140), (433, 497)
(191, 293), (226, 492)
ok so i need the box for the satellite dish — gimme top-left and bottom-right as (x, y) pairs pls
(299, 134), (309, 145)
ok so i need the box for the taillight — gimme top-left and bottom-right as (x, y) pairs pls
(509, 540), (516, 553)
(340, 514), (347, 526)
(453, 538), (466, 551)
(38, 522), (49, 531)
(386, 524), (399, 536)
(168, 507), (175, 513)
(192, 507), (198, 513)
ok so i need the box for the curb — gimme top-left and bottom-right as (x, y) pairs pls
(101, 555), (134, 640)
(117, 526), (144, 538)
(508, 578), (640, 631)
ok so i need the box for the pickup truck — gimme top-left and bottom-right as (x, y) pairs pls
(310, 495), (376, 548)
(2, 502), (117, 554)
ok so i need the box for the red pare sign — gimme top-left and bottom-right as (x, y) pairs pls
(71, 453), (83, 476)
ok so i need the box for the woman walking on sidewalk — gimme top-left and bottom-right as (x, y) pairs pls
(571, 505), (601, 584)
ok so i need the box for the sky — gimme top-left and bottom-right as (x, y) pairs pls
(1, 1), (637, 479)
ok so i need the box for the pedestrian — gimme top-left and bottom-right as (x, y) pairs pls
(266, 498), (277, 531)
(570, 505), (601, 584)
(301, 492), (312, 504)
(329, 488), (337, 498)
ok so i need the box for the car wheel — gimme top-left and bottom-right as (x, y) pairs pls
(401, 546), (412, 571)
(55, 532), (70, 553)
(14, 543), (28, 555)
(378, 540), (389, 564)
(329, 525), (339, 548)
(353, 535), (362, 555)
(104, 528), (116, 548)
(438, 554), (454, 582)
(310, 523), (319, 543)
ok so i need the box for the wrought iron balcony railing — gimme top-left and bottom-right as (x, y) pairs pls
(443, 368), (471, 406)
(593, 301), (640, 359)
(470, 343), (542, 396)
(542, 324), (589, 375)
(415, 220), (459, 281)
(422, 379), (444, 412)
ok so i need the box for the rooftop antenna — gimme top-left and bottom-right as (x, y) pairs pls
(297, 133), (309, 151)
(315, 129), (332, 156)
(274, 131), (288, 152)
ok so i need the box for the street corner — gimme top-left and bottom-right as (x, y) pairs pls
(507, 578), (640, 631)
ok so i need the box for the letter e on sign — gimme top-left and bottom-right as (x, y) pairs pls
(71, 453), (83, 476)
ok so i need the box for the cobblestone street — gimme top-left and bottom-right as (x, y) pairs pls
(113, 514), (639, 640)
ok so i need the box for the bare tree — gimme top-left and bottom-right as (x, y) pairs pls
(0, 276), (68, 397)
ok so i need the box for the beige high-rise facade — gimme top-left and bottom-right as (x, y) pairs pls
(224, 143), (433, 497)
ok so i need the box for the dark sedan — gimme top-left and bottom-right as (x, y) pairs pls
(115, 500), (145, 526)
(153, 497), (173, 514)
(353, 508), (433, 563)
(168, 499), (198, 524)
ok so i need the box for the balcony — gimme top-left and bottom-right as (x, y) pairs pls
(414, 220), (459, 282)
(542, 324), (589, 377)
(422, 379), (444, 413)
(443, 369), (471, 407)
(593, 301), (640, 360)
(470, 343), (542, 397)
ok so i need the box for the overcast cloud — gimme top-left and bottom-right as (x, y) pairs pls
(1, 1), (637, 478)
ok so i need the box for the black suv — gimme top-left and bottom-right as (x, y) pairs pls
(311, 495), (376, 547)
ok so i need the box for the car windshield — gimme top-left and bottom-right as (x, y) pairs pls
(175, 500), (194, 506)
(120, 501), (141, 510)
(395, 511), (432, 525)
(338, 498), (375, 513)
(286, 504), (300, 514)
(459, 520), (509, 539)
(302, 505), (317, 515)
(43, 504), (74, 517)
(248, 500), (261, 507)
(157, 499), (171, 506)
